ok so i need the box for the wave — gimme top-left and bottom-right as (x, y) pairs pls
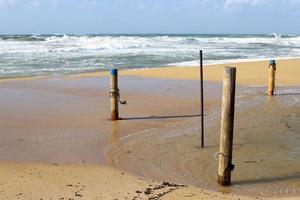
(0, 35), (46, 41)
(1, 34), (300, 78)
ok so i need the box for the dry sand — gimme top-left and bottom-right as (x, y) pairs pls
(0, 58), (299, 199)
(72, 58), (300, 86)
(1, 162), (297, 200)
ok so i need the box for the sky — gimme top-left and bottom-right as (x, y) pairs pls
(0, 0), (300, 34)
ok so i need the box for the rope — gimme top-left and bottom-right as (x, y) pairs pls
(110, 88), (127, 105)
(215, 152), (235, 171)
(214, 152), (233, 160)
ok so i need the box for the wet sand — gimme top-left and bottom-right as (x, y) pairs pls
(0, 59), (300, 199)
(0, 76), (219, 164)
(108, 86), (300, 198)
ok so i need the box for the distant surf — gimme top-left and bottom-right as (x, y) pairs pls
(0, 34), (300, 78)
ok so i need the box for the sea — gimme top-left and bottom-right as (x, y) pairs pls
(0, 33), (300, 79)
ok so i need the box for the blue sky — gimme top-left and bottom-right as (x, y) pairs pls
(1, 0), (300, 34)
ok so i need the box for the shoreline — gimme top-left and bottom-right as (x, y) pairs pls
(0, 59), (299, 199)
(72, 58), (300, 86)
(166, 56), (300, 67)
(0, 57), (300, 86)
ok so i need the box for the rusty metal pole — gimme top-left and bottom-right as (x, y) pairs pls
(200, 50), (204, 148)
(268, 60), (276, 96)
(218, 67), (236, 186)
(110, 69), (119, 121)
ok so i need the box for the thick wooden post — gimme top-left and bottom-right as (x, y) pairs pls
(268, 60), (276, 96)
(218, 67), (236, 186)
(110, 69), (119, 121)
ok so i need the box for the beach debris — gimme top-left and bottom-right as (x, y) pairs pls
(75, 191), (83, 197)
(134, 181), (186, 199)
(244, 160), (257, 163)
(16, 192), (23, 196)
(162, 181), (185, 187)
(144, 188), (152, 195)
(152, 185), (164, 190)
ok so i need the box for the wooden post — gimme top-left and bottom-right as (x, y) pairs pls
(218, 67), (236, 186)
(110, 69), (119, 121)
(268, 60), (276, 96)
(200, 50), (204, 148)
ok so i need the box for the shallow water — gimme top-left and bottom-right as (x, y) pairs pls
(0, 77), (217, 164)
(106, 87), (300, 197)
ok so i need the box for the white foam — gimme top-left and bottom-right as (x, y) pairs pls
(1, 34), (300, 78)
(167, 56), (300, 67)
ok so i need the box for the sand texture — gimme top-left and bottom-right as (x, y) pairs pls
(0, 59), (299, 199)
(1, 162), (298, 200)
(71, 58), (300, 86)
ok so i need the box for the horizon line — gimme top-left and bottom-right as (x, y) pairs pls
(0, 32), (298, 36)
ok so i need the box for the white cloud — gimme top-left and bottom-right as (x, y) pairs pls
(0, 0), (15, 7)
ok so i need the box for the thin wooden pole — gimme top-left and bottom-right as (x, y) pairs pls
(268, 60), (276, 96)
(218, 67), (236, 186)
(200, 50), (204, 148)
(110, 69), (119, 121)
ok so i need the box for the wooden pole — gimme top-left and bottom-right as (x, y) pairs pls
(268, 60), (276, 96)
(110, 69), (119, 121)
(200, 50), (204, 148)
(218, 67), (236, 186)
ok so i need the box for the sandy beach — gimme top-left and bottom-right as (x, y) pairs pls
(0, 58), (299, 199)
(72, 58), (300, 86)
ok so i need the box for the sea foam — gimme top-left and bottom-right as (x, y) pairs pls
(0, 34), (300, 78)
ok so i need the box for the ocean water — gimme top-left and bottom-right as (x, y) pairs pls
(0, 34), (300, 78)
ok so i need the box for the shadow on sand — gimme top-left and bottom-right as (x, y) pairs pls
(121, 114), (201, 120)
(233, 173), (300, 186)
(275, 93), (300, 96)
